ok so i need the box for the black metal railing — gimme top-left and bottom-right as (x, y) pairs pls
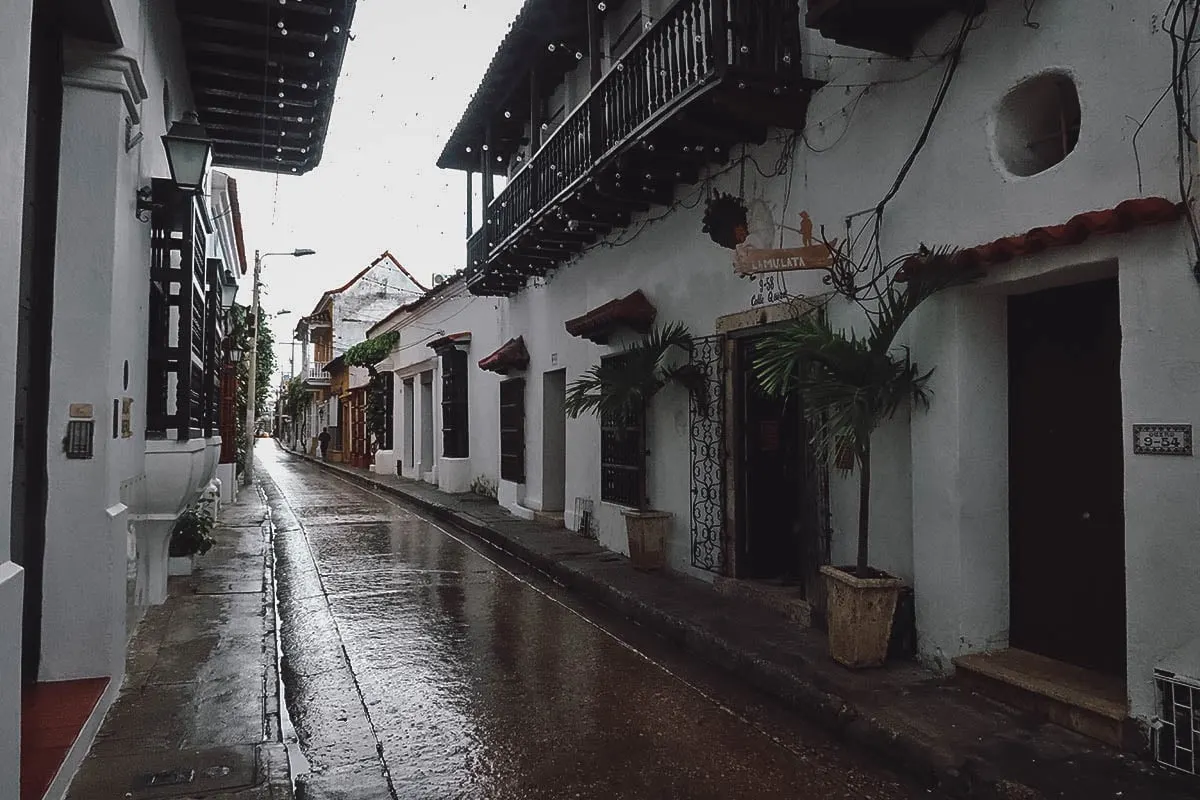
(468, 0), (805, 274)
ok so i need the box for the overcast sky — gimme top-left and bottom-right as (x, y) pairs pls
(229, 0), (525, 381)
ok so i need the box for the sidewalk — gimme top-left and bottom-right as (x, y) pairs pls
(291, 445), (1196, 800)
(64, 487), (293, 799)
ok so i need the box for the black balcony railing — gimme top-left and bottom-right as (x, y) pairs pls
(466, 0), (809, 293)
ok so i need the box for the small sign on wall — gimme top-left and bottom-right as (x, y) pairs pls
(1133, 424), (1192, 456)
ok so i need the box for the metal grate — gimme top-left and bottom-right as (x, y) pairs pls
(689, 334), (725, 573)
(64, 420), (94, 459)
(574, 497), (595, 539)
(1155, 671), (1200, 775)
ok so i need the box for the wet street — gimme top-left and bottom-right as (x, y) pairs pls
(262, 445), (936, 799)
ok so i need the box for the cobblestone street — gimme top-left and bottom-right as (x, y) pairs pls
(263, 446), (938, 799)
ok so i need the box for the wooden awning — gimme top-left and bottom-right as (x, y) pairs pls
(565, 290), (657, 344)
(427, 332), (472, 354)
(478, 337), (530, 375)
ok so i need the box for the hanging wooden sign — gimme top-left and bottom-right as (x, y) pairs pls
(734, 209), (838, 275)
(734, 242), (839, 275)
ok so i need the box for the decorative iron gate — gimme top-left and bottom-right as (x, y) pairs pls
(690, 335), (726, 573)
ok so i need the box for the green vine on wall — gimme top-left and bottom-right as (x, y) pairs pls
(344, 331), (400, 445)
(343, 331), (400, 370)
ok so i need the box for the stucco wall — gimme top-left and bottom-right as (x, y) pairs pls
(41, 0), (194, 683)
(379, 282), (503, 495)
(0, 1), (32, 794)
(465, 0), (1199, 716)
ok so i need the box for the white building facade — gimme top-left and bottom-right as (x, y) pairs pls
(1, 1), (356, 796)
(370, 277), (506, 501)
(293, 252), (426, 455)
(435, 0), (1200, 744)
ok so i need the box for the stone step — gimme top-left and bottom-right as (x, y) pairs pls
(533, 510), (565, 527)
(954, 648), (1131, 748)
(712, 576), (814, 628)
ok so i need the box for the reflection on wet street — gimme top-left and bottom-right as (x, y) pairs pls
(261, 446), (930, 799)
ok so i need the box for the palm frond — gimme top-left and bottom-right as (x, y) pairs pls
(564, 322), (698, 420)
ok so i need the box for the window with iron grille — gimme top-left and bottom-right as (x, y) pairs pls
(600, 356), (645, 507)
(500, 378), (525, 482)
(441, 348), (470, 458)
(1156, 671), (1200, 775)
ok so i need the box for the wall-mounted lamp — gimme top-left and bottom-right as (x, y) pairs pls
(220, 268), (238, 309)
(136, 112), (214, 221)
(224, 337), (244, 364)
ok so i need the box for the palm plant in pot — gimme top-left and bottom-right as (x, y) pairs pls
(168, 503), (216, 576)
(753, 247), (973, 667)
(565, 322), (704, 570)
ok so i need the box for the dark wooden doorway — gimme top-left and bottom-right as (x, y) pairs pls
(734, 336), (815, 585)
(1008, 278), (1126, 678)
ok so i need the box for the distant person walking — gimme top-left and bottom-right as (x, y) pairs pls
(318, 428), (331, 461)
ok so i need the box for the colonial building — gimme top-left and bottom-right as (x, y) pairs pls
(293, 252), (426, 457)
(368, 275), (507, 502)
(435, 0), (1200, 751)
(2, 1), (357, 797)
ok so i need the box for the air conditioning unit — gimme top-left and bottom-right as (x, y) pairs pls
(1154, 638), (1200, 775)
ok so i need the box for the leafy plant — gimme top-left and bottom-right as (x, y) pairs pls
(470, 475), (498, 499)
(169, 504), (216, 558)
(564, 323), (703, 420)
(344, 331), (400, 446)
(753, 247), (974, 577)
(565, 323), (704, 511)
(228, 304), (276, 475)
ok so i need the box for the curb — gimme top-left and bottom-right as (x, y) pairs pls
(287, 447), (1153, 800)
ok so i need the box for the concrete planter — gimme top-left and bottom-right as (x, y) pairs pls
(167, 556), (194, 576)
(621, 509), (671, 571)
(821, 565), (904, 669)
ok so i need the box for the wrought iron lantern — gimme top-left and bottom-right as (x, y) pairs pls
(220, 269), (238, 310)
(162, 112), (213, 193)
(225, 338), (244, 364)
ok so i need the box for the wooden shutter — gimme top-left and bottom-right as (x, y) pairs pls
(500, 378), (526, 482)
(441, 349), (470, 458)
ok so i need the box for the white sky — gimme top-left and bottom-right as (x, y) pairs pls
(229, 0), (525, 381)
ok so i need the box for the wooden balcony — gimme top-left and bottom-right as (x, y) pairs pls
(805, 0), (979, 57)
(464, 0), (818, 297)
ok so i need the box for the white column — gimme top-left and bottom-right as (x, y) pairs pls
(0, 3), (32, 794)
(39, 46), (146, 681)
(909, 290), (1010, 671)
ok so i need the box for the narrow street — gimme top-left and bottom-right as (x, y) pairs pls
(261, 445), (937, 799)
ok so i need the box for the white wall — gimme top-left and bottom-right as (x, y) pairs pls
(0, 1), (32, 794)
(378, 281), (503, 494)
(465, 1), (1200, 704)
(40, 0), (194, 682)
(330, 257), (423, 362)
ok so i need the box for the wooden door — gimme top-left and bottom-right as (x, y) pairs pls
(735, 337), (806, 582)
(1008, 278), (1126, 677)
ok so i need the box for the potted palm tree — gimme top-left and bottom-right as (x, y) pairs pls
(565, 323), (704, 570)
(168, 503), (216, 576)
(753, 247), (971, 667)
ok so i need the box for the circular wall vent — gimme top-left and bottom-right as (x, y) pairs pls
(993, 71), (1081, 178)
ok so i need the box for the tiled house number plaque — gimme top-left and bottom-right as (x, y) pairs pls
(1133, 424), (1193, 456)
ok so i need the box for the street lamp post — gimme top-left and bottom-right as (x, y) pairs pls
(244, 249), (314, 487)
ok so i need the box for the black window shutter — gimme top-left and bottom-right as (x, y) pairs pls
(500, 378), (525, 482)
(441, 349), (470, 458)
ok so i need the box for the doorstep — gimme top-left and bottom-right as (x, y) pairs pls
(289, 446), (1197, 800)
(713, 576), (813, 627)
(954, 648), (1132, 748)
